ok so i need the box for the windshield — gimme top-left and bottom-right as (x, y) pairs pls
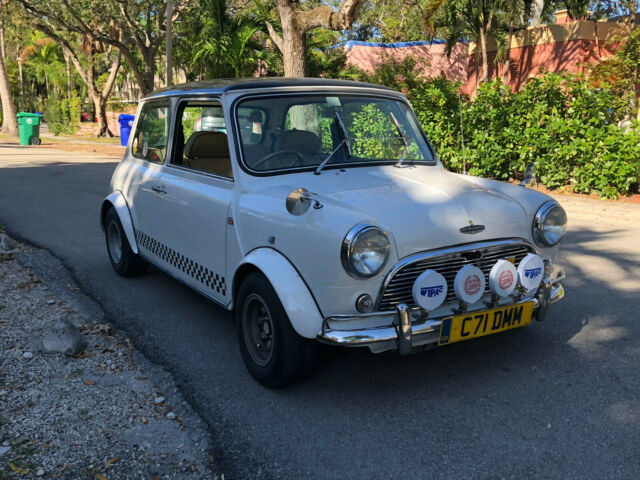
(235, 94), (435, 173)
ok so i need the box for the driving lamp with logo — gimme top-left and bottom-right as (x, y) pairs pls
(533, 201), (567, 247)
(342, 223), (390, 278)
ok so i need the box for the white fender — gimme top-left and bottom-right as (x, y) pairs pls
(235, 248), (323, 339)
(101, 191), (139, 254)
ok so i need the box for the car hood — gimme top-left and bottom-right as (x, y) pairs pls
(282, 165), (549, 258)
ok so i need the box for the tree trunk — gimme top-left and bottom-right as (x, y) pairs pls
(166, 0), (173, 86)
(503, 18), (514, 86)
(0, 15), (5, 61)
(474, 47), (480, 91)
(64, 53), (72, 100)
(531, 0), (544, 27)
(92, 94), (112, 137)
(278, 3), (308, 76)
(18, 61), (25, 112)
(0, 25), (18, 136)
(479, 25), (489, 83)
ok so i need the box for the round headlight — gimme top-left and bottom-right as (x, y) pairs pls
(533, 201), (567, 246)
(342, 223), (390, 278)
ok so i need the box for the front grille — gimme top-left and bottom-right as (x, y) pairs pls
(377, 241), (534, 311)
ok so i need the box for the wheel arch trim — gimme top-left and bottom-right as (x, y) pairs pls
(233, 248), (323, 339)
(101, 191), (139, 255)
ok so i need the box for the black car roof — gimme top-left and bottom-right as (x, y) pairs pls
(145, 77), (399, 99)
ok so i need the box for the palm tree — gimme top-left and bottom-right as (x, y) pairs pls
(188, 0), (266, 78)
(20, 37), (66, 98)
(424, 0), (501, 84)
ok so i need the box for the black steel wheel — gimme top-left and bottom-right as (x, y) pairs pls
(104, 208), (148, 277)
(236, 272), (319, 387)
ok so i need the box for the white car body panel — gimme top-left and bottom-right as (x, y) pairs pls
(234, 248), (323, 338)
(104, 80), (565, 347)
(102, 191), (139, 254)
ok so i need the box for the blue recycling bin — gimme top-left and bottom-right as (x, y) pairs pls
(118, 114), (136, 147)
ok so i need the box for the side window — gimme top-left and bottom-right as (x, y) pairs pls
(173, 101), (233, 179)
(132, 101), (170, 163)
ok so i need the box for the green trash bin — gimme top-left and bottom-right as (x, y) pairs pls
(17, 112), (43, 146)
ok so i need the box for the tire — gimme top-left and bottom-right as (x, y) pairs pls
(236, 272), (319, 387)
(31, 137), (42, 145)
(104, 208), (148, 277)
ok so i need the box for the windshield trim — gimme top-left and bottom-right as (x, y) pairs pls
(230, 91), (438, 177)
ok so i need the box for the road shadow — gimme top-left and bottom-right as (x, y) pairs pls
(2, 158), (639, 479)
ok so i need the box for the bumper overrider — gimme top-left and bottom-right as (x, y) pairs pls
(317, 270), (565, 354)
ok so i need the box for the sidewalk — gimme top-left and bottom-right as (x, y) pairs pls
(0, 234), (220, 479)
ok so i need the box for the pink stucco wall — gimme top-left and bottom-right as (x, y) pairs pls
(344, 41), (469, 83)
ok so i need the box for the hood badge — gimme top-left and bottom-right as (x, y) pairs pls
(460, 221), (485, 234)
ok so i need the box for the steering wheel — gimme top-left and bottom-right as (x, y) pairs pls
(252, 150), (305, 170)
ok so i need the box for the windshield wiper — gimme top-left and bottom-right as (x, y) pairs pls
(314, 112), (352, 175)
(389, 112), (410, 168)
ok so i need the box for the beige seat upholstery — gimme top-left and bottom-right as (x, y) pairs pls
(274, 130), (321, 155)
(183, 131), (232, 178)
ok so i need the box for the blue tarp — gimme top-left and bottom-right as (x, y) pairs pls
(332, 39), (446, 51)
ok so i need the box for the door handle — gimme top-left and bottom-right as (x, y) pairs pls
(151, 184), (167, 194)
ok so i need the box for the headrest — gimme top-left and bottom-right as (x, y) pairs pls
(274, 130), (321, 155)
(185, 131), (229, 159)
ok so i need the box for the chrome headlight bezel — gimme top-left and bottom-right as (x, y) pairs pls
(341, 223), (390, 279)
(533, 201), (567, 247)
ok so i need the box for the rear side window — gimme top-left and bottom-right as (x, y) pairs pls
(171, 101), (233, 178)
(132, 101), (170, 163)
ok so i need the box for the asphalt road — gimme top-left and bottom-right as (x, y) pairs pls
(1, 144), (639, 479)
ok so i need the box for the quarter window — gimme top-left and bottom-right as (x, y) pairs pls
(132, 101), (170, 163)
(172, 101), (233, 178)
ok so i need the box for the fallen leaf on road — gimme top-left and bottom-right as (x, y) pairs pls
(73, 352), (94, 359)
(95, 474), (107, 480)
(82, 378), (96, 386)
(141, 417), (148, 424)
(106, 457), (119, 466)
(9, 463), (29, 474)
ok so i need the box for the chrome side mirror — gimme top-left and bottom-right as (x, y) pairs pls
(286, 188), (323, 215)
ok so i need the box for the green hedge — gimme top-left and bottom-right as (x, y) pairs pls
(44, 96), (81, 136)
(408, 73), (640, 199)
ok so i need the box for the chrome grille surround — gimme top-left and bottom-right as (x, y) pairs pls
(376, 239), (536, 311)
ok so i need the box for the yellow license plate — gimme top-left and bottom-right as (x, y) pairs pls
(439, 302), (534, 345)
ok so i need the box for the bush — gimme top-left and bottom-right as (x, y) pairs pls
(45, 96), (81, 135)
(410, 72), (639, 199)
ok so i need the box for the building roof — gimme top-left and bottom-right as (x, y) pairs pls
(146, 77), (397, 99)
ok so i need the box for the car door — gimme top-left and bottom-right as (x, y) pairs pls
(149, 98), (233, 305)
(125, 99), (172, 253)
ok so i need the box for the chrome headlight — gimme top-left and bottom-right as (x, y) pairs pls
(533, 201), (567, 246)
(342, 223), (390, 278)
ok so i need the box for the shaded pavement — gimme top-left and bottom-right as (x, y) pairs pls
(1, 144), (639, 479)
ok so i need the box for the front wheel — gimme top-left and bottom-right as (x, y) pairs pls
(236, 272), (319, 387)
(104, 208), (148, 277)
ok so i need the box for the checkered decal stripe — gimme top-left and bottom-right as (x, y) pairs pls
(135, 229), (226, 296)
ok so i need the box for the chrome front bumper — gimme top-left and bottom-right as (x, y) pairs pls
(317, 272), (565, 354)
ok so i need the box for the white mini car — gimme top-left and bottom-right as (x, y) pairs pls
(101, 79), (566, 386)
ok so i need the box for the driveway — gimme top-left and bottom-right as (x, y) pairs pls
(1, 144), (639, 479)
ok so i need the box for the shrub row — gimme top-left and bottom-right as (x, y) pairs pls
(408, 73), (640, 199)
(44, 96), (81, 136)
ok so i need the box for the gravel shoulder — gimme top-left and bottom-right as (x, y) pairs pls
(0, 235), (219, 479)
